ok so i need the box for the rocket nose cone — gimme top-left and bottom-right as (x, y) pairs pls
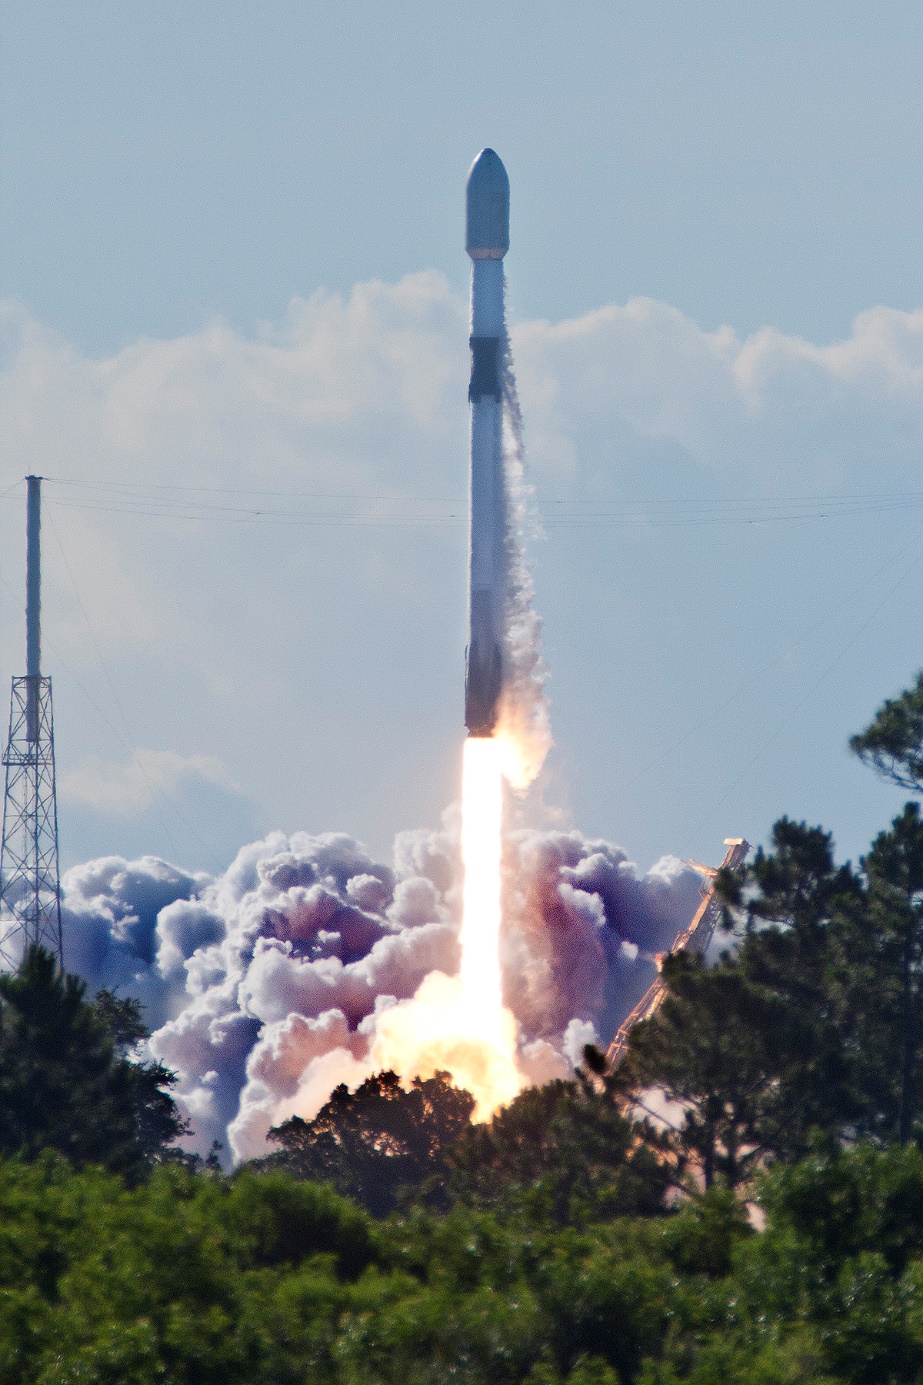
(466, 148), (510, 259)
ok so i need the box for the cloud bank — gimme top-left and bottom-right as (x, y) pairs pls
(3, 277), (923, 872)
(512, 297), (923, 482)
(7, 282), (923, 508)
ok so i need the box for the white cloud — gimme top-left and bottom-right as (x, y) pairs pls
(0, 273), (468, 673)
(4, 276), (923, 869)
(61, 748), (238, 815)
(512, 297), (923, 479)
(8, 281), (923, 536)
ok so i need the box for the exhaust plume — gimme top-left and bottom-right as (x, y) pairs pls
(55, 823), (702, 1161)
(495, 324), (552, 790)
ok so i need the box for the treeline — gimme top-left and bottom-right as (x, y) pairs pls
(6, 678), (923, 1380)
(6, 1144), (923, 1384)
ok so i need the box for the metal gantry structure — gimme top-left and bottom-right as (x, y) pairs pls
(606, 837), (749, 1067)
(0, 477), (62, 969)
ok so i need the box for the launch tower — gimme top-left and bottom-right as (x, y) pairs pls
(606, 838), (749, 1066)
(0, 477), (63, 968)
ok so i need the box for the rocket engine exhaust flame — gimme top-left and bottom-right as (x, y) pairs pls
(459, 736), (504, 1043)
(364, 735), (524, 1121)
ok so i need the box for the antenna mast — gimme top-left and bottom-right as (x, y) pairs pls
(0, 477), (62, 967)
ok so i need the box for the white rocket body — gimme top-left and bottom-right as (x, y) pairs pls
(465, 149), (509, 737)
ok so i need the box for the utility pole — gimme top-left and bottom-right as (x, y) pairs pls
(0, 477), (62, 967)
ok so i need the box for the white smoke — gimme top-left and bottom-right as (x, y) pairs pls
(495, 287), (553, 790)
(58, 820), (702, 1162)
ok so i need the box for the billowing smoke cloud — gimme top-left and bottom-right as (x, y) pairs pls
(58, 821), (701, 1162)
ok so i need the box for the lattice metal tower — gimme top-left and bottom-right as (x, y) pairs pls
(0, 477), (62, 968)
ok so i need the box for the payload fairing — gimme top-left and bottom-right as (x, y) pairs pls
(465, 148), (510, 737)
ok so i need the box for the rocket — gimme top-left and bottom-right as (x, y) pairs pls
(465, 148), (510, 737)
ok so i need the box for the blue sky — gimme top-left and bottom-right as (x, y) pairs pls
(6, 0), (923, 350)
(2, 0), (923, 876)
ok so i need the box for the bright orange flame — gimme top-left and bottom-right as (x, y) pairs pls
(459, 737), (505, 1044)
(357, 735), (525, 1121)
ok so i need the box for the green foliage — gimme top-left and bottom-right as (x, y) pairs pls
(722, 1145), (923, 1385)
(851, 670), (923, 792)
(447, 1074), (670, 1224)
(743, 815), (861, 933)
(15, 680), (923, 1378)
(261, 1069), (475, 1215)
(0, 946), (186, 1179)
(6, 1142), (923, 1382)
(0, 1157), (374, 1385)
(623, 953), (791, 1188)
(623, 803), (923, 1185)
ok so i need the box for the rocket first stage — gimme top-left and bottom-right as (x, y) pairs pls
(465, 148), (510, 737)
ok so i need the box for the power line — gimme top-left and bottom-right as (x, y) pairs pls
(44, 507), (186, 861)
(688, 543), (923, 843)
(602, 532), (923, 811)
(23, 492), (923, 532)
(0, 568), (228, 870)
(24, 475), (923, 528)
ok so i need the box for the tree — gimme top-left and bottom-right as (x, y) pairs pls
(0, 945), (186, 1178)
(262, 1069), (475, 1216)
(850, 670), (923, 792)
(621, 952), (796, 1189)
(738, 808), (923, 1148)
(91, 987), (190, 1165)
(0, 1158), (375, 1385)
(447, 1068), (670, 1224)
(736, 815), (861, 936)
(624, 806), (923, 1190)
(727, 1145), (923, 1385)
(846, 803), (923, 1143)
(727, 819), (865, 1154)
(621, 819), (867, 1187)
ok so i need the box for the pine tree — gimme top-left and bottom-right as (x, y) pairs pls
(263, 1069), (474, 1215)
(0, 945), (186, 1178)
